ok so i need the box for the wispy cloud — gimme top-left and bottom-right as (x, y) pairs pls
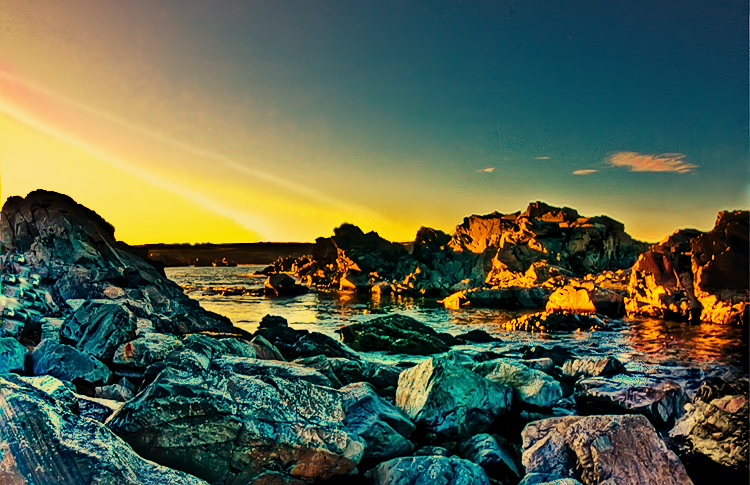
(573, 169), (598, 175)
(608, 151), (696, 174)
(534, 156), (550, 160)
(476, 167), (495, 173)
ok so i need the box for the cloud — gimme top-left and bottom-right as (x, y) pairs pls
(608, 151), (696, 174)
(534, 156), (550, 160)
(573, 169), (598, 175)
(476, 167), (495, 173)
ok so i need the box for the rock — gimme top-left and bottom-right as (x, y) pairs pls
(0, 190), (233, 335)
(339, 314), (457, 355)
(0, 337), (27, 374)
(249, 334), (286, 360)
(506, 311), (609, 332)
(525, 357), (555, 374)
(625, 211), (749, 324)
(264, 273), (308, 297)
(545, 282), (625, 317)
(368, 455), (490, 485)
(441, 287), (549, 310)
(106, 356), (365, 484)
(293, 355), (344, 387)
(95, 383), (134, 401)
(522, 346), (576, 367)
(414, 446), (452, 457)
(473, 358), (563, 408)
(521, 414), (692, 485)
(31, 339), (111, 385)
(341, 382), (415, 460)
(40, 317), (63, 341)
(519, 477), (583, 485)
(4, 374), (78, 411)
(112, 332), (184, 368)
(690, 210), (749, 324)
(0, 375), (208, 485)
(670, 387), (748, 469)
(396, 358), (512, 439)
(60, 300), (137, 359)
(255, 317), (359, 360)
(575, 375), (689, 428)
(213, 355), (333, 387)
(456, 329), (501, 343)
(76, 394), (122, 422)
(328, 357), (403, 391)
(561, 356), (626, 380)
(458, 433), (521, 481)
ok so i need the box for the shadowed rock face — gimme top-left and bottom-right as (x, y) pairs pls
(0, 375), (209, 485)
(368, 455), (491, 485)
(625, 210), (749, 324)
(0, 190), (233, 334)
(338, 314), (458, 355)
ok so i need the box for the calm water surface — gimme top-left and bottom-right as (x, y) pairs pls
(166, 266), (748, 374)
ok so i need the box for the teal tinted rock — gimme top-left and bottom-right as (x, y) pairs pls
(459, 433), (521, 482)
(396, 358), (512, 439)
(473, 358), (563, 408)
(31, 339), (111, 385)
(107, 356), (364, 484)
(61, 300), (137, 359)
(0, 375), (208, 485)
(0, 337), (27, 374)
(112, 333), (183, 368)
(561, 356), (626, 380)
(341, 382), (415, 460)
(368, 455), (490, 485)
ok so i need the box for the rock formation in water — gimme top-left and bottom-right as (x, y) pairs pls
(625, 210), (749, 325)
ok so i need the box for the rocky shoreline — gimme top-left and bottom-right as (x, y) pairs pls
(0, 190), (747, 484)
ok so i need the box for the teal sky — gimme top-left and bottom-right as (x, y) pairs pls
(1, 0), (747, 242)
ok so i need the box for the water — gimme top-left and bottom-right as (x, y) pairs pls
(166, 266), (748, 373)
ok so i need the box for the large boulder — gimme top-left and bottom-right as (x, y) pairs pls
(458, 433), (521, 482)
(441, 286), (549, 310)
(263, 273), (308, 297)
(561, 356), (626, 380)
(472, 359), (563, 408)
(254, 315), (359, 360)
(341, 382), (415, 461)
(106, 355), (365, 484)
(0, 190), (233, 334)
(338, 314), (457, 355)
(0, 375), (208, 485)
(60, 300), (137, 359)
(31, 339), (111, 385)
(545, 282), (625, 317)
(521, 415), (693, 484)
(396, 358), (512, 439)
(112, 332), (184, 368)
(368, 455), (490, 485)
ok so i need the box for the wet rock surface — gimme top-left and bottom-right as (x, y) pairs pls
(339, 313), (458, 355)
(473, 358), (563, 408)
(396, 357), (512, 439)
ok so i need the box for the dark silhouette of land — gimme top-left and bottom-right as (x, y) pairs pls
(135, 242), (313, 267)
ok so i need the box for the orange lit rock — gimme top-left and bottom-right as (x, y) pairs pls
(546, 281), (625, 317)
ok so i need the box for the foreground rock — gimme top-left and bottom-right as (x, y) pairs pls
(0, 375), (207, 485)
(575, 375), (689, 428)
(339, 314), (458, 355)
(31, 338), (111, 385)
(368, 455), (490, 485)
(670, 381), (748, 470)
(521, 414), (693, 484)
(473, 358), (563, 408)
(625, 210), (748, 324)
(459, 433), (521, 482)
(396, 358), (512, 439)
(0, 336), (27, 373)
(341, 382), (415, 461)
(253, 314), (359, 361)
(106, 353), (364, 484)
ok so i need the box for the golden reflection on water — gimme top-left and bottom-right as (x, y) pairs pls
(625, 317), (748, 366)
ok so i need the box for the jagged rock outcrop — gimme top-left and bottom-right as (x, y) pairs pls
(521, 415), (693, 485)
(625, 210), (748, 324)
(0, 336), (27, 373)
(0, 190), (233, 336)
(0, 375), (208, 485)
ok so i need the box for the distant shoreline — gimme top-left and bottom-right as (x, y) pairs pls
(134, 242), (313, 267)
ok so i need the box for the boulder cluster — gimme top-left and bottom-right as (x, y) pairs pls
(0, 190), (746, 485)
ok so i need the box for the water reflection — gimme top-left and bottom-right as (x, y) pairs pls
(166, 266), (747, 370)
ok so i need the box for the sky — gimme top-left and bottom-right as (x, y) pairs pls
(1, 0), (747, 244)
